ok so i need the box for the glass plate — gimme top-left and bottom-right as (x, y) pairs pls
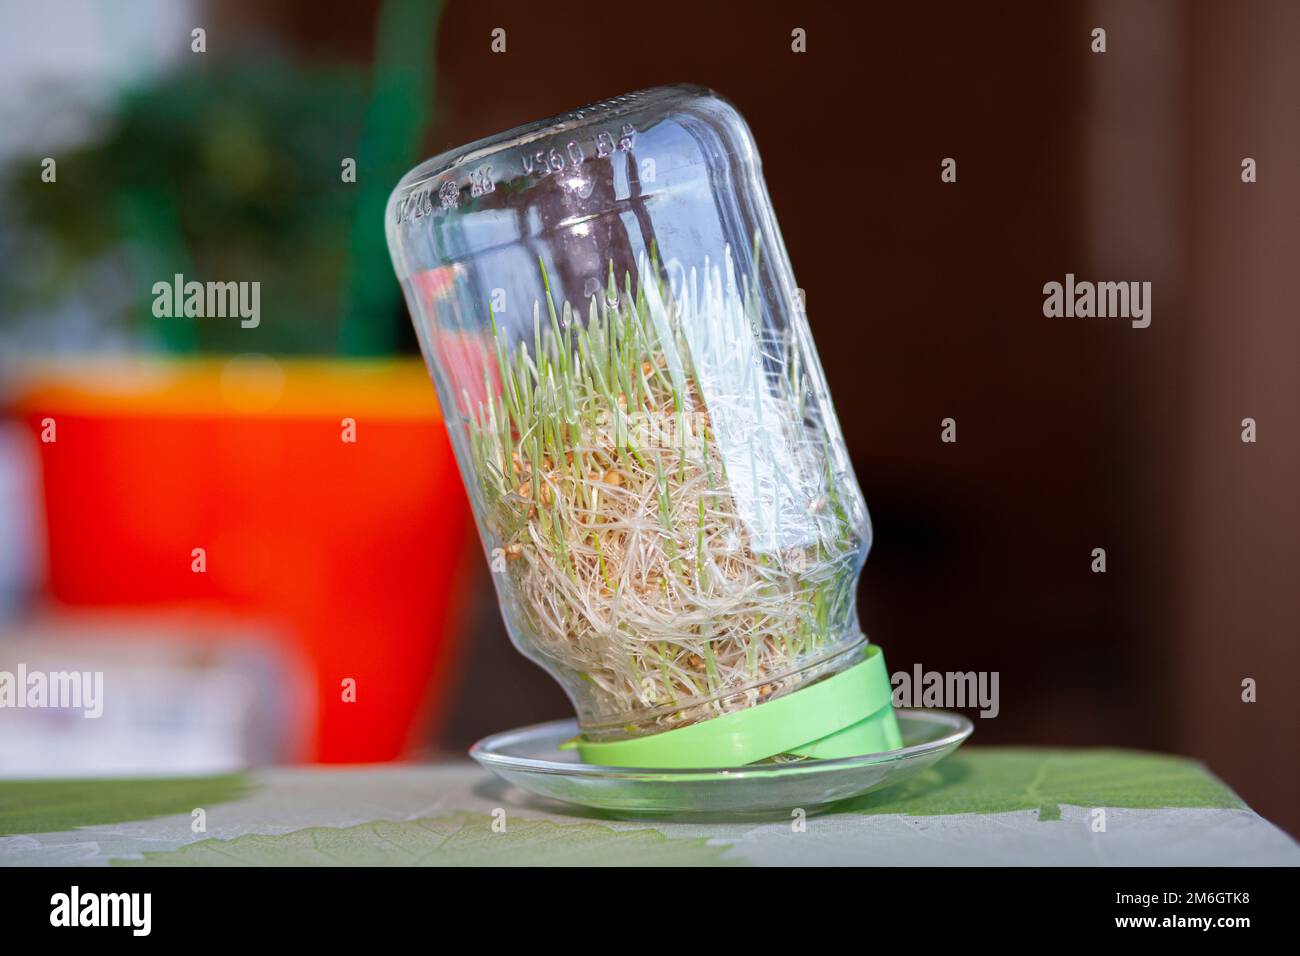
(470, 709), (972, 820)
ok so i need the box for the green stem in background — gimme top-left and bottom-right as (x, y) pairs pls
(337, 0), (443, 356)
(118, 188), (198, 353)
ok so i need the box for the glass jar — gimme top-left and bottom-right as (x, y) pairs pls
(387, 85), (896, 765)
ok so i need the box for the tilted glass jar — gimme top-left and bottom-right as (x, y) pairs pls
(387, 85), (895, 765)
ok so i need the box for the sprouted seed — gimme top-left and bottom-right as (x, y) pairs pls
(466, 243), (867, 740)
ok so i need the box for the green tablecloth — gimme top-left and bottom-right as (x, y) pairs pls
(2, 749), (1296, 866)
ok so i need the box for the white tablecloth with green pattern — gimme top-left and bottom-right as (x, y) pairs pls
(2, 749), (1296, 866)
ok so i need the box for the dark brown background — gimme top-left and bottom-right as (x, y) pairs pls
(218, 0), (1300, 833)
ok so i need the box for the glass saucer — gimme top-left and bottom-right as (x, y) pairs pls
(470, 709), (972, 820)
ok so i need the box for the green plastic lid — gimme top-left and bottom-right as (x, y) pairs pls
(573, 644), (901, 768)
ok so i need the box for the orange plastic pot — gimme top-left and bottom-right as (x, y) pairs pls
(15, 358), (476, 763)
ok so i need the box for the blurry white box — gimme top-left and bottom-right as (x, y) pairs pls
(0, 612), (311, 777)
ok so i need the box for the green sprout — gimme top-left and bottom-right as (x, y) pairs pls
(465, 244), (865, 739)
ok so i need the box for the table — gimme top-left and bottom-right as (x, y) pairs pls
(2, 749), (1296, 866)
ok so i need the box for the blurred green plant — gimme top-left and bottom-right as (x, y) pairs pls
(1, 0), (441, 356)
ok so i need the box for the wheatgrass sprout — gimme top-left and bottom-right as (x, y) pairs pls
(467, 245), (866, 740)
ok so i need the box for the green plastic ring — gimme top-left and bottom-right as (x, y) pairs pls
(573, 643), (902, 768)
